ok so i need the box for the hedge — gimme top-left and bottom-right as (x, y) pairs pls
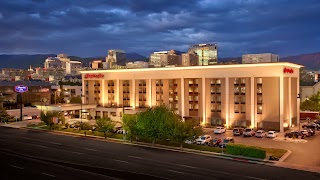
(226, 144), (266, 159)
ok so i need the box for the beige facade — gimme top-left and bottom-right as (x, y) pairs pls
(300, 82), (320, 101)
(80, 62), (302, 132)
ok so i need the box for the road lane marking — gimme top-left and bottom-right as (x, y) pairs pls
(50, 142), (62, 145)
(179, 164), (197, 169)
(22, 137), (33, 140)
(9, 165), (24, 169)
(83, 147), (98, 151)
(41, 173), (55, 177)
(114, 159), (129, 164)
(246, 176), (267, 180)
(35, 145), (48, 148)
(168, 169), (184, 174)
(128, 155), (143, 159)
(71, 151), (84, 155)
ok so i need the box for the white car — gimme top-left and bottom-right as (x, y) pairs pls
(255, 130), (266, 138)
(23, 115), (32, 120)
(267, 131), (277, 138)
(196, 135), (212, 145)
(214, 127), (226, 134)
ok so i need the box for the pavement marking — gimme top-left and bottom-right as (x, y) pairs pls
(179, 164), (197, 169)
(50, 142), (62, 146)
(71, 151), (84, 155)
(168, 169), (185, 174)
(83, 147), (98, 152)
(128, 155), (143, 159)
(35, 145), (48, 148)
(245, 176), (267, 180)
(9, 165), (24, 169)
(114, 159), (130, 164)
(41, 173), (55, 178)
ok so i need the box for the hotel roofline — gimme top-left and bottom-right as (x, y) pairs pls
(80, 62), (303, 74)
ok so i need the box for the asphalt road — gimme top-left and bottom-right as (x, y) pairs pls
(1, 127), (319, 180)
(204, 128), (320, 167)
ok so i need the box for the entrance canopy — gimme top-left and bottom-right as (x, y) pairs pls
(36, 103), (97, 112)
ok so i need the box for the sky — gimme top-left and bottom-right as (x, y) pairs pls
(0, 0), (320, 58)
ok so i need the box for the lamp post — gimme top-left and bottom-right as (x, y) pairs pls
(80, 94), (85, 123)
(297, 93), (301, 132)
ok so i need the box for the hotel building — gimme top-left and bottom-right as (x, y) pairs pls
(81, 62), (302, 132)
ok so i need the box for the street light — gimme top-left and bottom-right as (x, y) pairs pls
(297, 93), (301, 132)
(54, 89), (61, 104)
(80, 94), (85, 123)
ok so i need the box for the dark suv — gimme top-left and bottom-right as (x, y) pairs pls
(284, 131), (303, 138)
(233, 128), (244, 136)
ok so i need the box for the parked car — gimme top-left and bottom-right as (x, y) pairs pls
(267, 131), (277, 138)
(284, 131), (303, 138)
(185, 136), (196, 144)
(211, 138), (222, 147)
(219, 137), (235, 148)
(31, 114), (39, 119)
(233, 128), (244, 136)
(300, 130), (311, 137)
(313, 120), (320, 125)
(196, 135), (212, 145)
(255, 130), (266, 138)
(23, 115), (32, 120)
(243, 128), (255, 137)
(214, 127), (226, 134)
(302, 123), (320, 130)
(307, 128), (316, 136)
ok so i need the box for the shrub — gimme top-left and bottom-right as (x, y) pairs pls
(226, 144), (266, 159)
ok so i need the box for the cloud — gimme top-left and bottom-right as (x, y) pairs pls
(0, 0), (319, 58)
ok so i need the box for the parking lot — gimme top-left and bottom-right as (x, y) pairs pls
(203, 127), (320, 167)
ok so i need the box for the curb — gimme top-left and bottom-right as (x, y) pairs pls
(278, 150), (292, 162)
(23, 126), (276, 165)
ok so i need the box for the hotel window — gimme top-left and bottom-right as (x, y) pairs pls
(189, 87), (193, 92)
(188, 80), (193, 84)
(257, 96), (263, 104)
(241, 105), (246, 113)
(241, 87), (246, 94)
(194, 104), (199, 110)
(257, 78), (262, 84)
(216, 87), (221, 93)
(216, 79), (221, 84)
(234, 87), (240, 93)
(189, 96), (193, 101)
(210, 79), (216, 84)
(257, 86), (262, 94)
(189, 104), (193, 110)
(217, 95), (221, 103)
(234, 78), (240, 84)
(194, 87), (198, 93)
(235, 105), (239, 113)
(194, 79), (199, 84)
(211, 104), (215, 112)
(241, 96), (246, 104)
(241, 78), (246, 84)
(217, 104), (221, 112)
(257, 106), (262, 114)
(234, 96), (240, 104)
(211, 95), (215, 102)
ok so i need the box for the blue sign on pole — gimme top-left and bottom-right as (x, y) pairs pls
(14, 85), (28, 93)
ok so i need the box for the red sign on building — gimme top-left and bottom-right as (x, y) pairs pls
(84, 74), (104, 79)
(283, 68), (294, 73)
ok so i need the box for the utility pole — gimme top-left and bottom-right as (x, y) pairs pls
(19, 93), (22, 121)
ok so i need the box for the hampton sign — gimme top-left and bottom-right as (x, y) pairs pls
(14, 85), (28, 93)
(84, 73), (105, 79)
(283, 68), (294, 74)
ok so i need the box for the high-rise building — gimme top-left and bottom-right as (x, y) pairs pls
(242, 53), (279, 64)
(181, 52), (199, 66)
(106, 49), (126, 69)
(149, 50), (181, 67)
(188, 43), (218, 65)
(149, 51), (168, 68)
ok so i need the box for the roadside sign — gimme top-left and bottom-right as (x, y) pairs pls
(14, 85), (28, 93)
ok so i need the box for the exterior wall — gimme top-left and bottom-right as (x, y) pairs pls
(81, 63), (302, 132)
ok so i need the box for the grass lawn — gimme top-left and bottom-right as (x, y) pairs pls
(265, 148), (287, 159)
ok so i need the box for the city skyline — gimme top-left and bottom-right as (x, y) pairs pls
(0, 0), (319, 58)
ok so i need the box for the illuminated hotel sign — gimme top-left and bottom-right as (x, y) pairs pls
(283, 68), (294, 73)
(84, 74), (105, 78)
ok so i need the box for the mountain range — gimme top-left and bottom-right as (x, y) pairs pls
(0, 52), (320, 70)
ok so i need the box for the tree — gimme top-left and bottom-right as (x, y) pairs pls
(40, 111), (65, 130)
(122, 114), (139, 141)
(96, 117), (115, 138)
(70, 96), (82, 104)
(300, 91), (320, 111)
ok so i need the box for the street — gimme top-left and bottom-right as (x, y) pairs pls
(0, 127), (319, 180)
